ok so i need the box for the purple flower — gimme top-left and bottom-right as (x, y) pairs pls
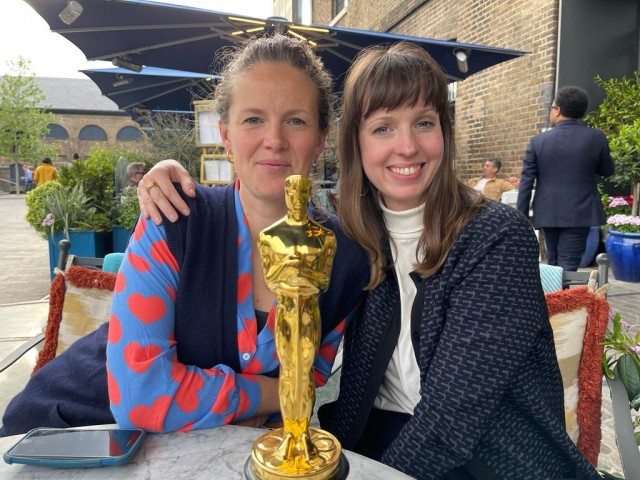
(607, 214), (640, 233)
(42, 213), (55, 227)
(609, 196), (630, 208)
(631, 344), (640, 357)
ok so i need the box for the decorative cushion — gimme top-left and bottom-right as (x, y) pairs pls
(33, 266), (116, 373)
(539, 263), (564, 293)
(545, 283), (610, 466)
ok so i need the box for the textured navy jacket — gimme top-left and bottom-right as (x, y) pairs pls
(322, 201), (600, 479)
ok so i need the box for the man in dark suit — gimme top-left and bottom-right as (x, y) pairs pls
(517, 86), (615, 271)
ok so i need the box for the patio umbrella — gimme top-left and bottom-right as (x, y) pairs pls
(81, 66), (219, 112)
(25, 0), (528, 91)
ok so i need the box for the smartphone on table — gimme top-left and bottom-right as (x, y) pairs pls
(3, 427), (145, 468)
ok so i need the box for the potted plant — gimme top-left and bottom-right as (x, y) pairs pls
(37, 182), (112, 279)
(112, 185), (141, 253)
(601, 312), (640, 446)
(586, 74), (640, 281)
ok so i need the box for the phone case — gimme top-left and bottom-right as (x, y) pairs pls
(3, 427), (146, 468)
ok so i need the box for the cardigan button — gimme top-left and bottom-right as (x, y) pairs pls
(242, 352), (251, 361)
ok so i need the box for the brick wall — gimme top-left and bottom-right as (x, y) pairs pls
(309, 0), (559, 183)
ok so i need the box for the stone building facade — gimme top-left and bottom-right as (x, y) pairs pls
(34, 77), (147, 164)
(0, 77), (147, 192)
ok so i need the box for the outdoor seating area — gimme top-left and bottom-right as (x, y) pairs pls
(0, 194), (638, 478)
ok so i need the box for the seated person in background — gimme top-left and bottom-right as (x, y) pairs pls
(125, 162), (145, 188)
(467, 158), (517, 201)
(0, 34), (368, 437)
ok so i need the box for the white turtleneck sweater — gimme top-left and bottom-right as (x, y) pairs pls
(373, 202), (425, 415)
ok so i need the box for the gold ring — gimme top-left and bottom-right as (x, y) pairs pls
(145, 181), (157, 192)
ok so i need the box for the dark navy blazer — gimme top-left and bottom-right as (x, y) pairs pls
(517, 120), (615, 228)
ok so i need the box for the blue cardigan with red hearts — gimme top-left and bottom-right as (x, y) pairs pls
(1, 182), (368, 436)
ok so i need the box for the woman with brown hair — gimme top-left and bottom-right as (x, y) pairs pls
(138, 42), (599, 479)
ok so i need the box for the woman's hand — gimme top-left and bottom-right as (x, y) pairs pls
(138, 159), (196, 224)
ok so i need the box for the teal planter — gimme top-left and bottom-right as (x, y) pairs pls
(112, 226), (132, 253)
(605, 230), (640, 282)
(48, 230), (112, 279)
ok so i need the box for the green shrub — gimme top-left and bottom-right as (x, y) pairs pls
(117, 186), (141, 229)
(25, 181), (65, 239)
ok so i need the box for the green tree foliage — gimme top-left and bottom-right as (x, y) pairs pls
(585, 73), (640, 215)
(135, 110), (201, 179)
(0, 57), (58, 162)
(585, 73), (640, 138)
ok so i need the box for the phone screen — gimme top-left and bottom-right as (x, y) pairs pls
(7, 429), (144, 459)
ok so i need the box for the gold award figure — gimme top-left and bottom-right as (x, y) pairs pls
(247, 175), (346, 480)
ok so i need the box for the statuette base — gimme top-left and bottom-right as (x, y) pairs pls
(245, 427), (349, 480)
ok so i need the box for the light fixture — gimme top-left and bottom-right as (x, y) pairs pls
(59, 1), (83, 25)
(454, 49), (469, 74)
(112, 57), (143, 73)
(112, 75), (133, 87)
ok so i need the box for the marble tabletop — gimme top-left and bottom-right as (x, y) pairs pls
(0, 425), (415, 479)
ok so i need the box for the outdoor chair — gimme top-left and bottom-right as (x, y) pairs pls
(541, 254), (640, 479)
(0, 240), (123, 375)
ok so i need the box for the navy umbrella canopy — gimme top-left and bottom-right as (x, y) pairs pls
(26, 0), (528, 92)
(81, 66), (218, 112)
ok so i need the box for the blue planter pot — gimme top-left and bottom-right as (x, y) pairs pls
(604, 230), (640, 282)
(112, 226), (132, 253)
(579, 225), (601, 268)
(48, 230), (112, 279)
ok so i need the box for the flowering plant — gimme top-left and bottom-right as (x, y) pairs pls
(603, 195), (633, 217)
(601, 312), (640, 445)
(603, 195), (640, 233)
(607, 214), (640, 233)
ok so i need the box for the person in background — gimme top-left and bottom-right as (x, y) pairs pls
(466, 158), (517, 201)
(124, 162), (145, 188)
(23, 165), (35, 192)
(517, 86), (615, 271)
(136, 43), (600, 479)
(33, 157), (58, 187)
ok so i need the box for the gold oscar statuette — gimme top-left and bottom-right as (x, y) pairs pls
(245, 175), (348, 480)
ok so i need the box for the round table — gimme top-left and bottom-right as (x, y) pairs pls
(0, 425), (415, 479)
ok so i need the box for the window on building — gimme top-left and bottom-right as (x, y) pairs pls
(79, 125), (108, 141)
(333, 0), (345, 18)
(45, 124), (69, 139)
(117, 126), (143, 141)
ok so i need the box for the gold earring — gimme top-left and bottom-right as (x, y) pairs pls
(226, 151), (234, 164)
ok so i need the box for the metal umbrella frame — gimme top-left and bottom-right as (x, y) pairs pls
(26, 0), (529, 92)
